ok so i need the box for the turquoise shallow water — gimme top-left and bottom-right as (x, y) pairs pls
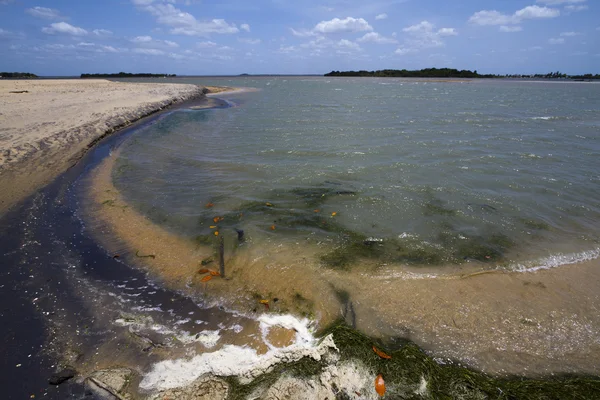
(113, 77), (600, 269)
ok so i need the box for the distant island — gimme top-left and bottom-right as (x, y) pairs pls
(325, 68), (492, 78)
(0, 72), (38, 79)
(81, 72), (176, 78)
(325, 68), (600, 80)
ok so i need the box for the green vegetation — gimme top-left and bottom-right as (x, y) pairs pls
(0, 72), (38, 78)
(325, 68), (600, 80)
(325, 68), (492, 78)
(80, 72), (176, 78)
(222, 320), (600, 399)
(319, 321), (600, 399)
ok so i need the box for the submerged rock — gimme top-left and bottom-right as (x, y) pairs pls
(48, 367), (77, 385)
(85, 368), (134, 399)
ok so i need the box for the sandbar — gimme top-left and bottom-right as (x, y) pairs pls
(0, 79), (207, 214)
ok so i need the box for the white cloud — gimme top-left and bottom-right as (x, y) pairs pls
(131, 35), (153, 43)
(469, 5), (559, 26)
(560, 31), (581, 36)
(565, 5), (588, 11)
(536, 0), (585, 4)
(25, 6), (63, 20)
(197, 40), (217, 48)
(100, 45), (119, 53)
(313, 17), (373, 34)
(240, 23), (250, 32)
(238, 38), (261, 44)
(548, 37), (565, 44)
(394, 21), (458, 55)
(500, 25), (523, 32)
(42, 22), (87, 36)
(515, 5), (560, 18)
(93, 29), (112, 36)
(337, 39), (361, 51)
(357, 32), (397, 44)
(133, 48), (165, 55)
(437, 28), (458, 37)
(0, 28), (14, 38)
(375, 13), (387, 20)
(131, 35), (179, 49)
(135, 2), (239, 36)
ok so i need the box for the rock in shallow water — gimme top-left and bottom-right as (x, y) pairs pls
(48, 367), (77, 385)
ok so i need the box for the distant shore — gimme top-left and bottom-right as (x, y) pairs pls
(0, 79), (232, 214)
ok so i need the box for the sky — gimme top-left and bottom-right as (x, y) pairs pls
(0, 0), (598, 76)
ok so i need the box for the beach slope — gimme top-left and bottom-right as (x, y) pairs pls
(0, 79), (204, 213)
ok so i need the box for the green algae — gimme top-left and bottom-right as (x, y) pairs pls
(221, 320), (600, 399)
(222, 356), (323, 400)
(319, 321), (600, 400)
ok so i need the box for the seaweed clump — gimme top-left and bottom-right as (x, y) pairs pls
(220, 320), (600, 399)
(317, 321), (600, 399)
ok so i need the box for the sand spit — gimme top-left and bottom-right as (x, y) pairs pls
(0, 79), (207, 214)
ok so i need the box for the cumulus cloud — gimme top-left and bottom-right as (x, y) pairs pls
(548, 37), (565, 44)
(357, 32), (397, 44)
(134, 2), (239, 36)
(25, 6), (63, 20)
(500, 25), (523, 32)
(375, 13), (387, 20)
(42, 22), (88, 36)
(240, 23), (250, 32)
(395, 21), (458, 55)
(437, 28), (458, 36)
(314, 17), (373, 34)
(469, 5), (559, 26)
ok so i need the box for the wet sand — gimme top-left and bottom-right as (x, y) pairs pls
(85, 146), (600, 376)
(0, 79), (206, 214)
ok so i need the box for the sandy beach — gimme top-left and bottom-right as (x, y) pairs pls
(0, 79), (208, 214)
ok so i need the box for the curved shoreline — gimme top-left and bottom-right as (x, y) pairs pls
(0, 79), (235, 215)
(83, 105), (600, 377)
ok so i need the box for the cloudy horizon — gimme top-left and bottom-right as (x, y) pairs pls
(0, 0), (598, 76)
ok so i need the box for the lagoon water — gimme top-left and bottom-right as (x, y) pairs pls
(81, 77), (600, 377)
(114, 77), (600, 270)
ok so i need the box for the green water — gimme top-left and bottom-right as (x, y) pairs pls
(113, 77), (600, 270)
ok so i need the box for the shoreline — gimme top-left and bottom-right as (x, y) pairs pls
(0, 79), (235, 215)
(84, 123), (600, 377)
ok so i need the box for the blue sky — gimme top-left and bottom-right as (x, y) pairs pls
(0, 0), (598, 75)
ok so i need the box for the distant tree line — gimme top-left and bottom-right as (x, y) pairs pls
(324, 68), (495, 78)
(324, 68), (599, 80)
(81, 72), (177, 78)
(0, 72), (38, 78)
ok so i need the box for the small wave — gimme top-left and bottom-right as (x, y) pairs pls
(510, 247), (600, 272)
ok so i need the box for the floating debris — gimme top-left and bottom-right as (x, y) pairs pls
(205, 202), (214, 208)
(373, 346), (392, 360)
(135, 250), (156, 259)
(375, 374), (386, 396)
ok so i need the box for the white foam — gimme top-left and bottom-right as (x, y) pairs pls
(177, 330), (221, 347)
(139, 315), (336, 392)
(510, 247), (600, 272)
